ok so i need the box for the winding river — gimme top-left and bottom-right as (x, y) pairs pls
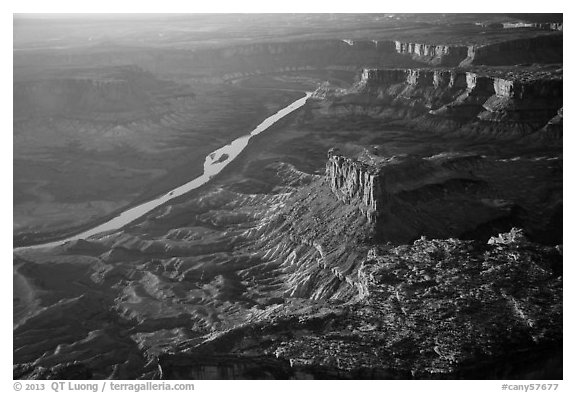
(17, 92), (312, 250)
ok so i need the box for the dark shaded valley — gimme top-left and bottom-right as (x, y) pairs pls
(13, 14), (562, 380)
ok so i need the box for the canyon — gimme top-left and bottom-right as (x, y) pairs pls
(13, 13), (562, 380)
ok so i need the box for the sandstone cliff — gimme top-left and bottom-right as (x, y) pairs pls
(330, 67), (563, 139)
(392, 34), (562, 67)
(394, 41), (468, 66)
(323, 147), (559, 244)
(502, 22), (563, 31)
(326, 148), (383, 223)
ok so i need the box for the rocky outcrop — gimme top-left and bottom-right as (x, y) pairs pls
(360, 68), (479, 92)
(356, 68), (494, 119)
(324, 147), (548, 243)
(392, 35), (562, 67)
(538, 23), (563, 31)
(361, 67), (562, 98)
(492, 77), (562, 99)
(406, 69), (435, 87)
(341, 39), (396, 52)
(326, 148), (384, 223)
(394, 41), (469, 66)
(502, 22), (563, 31)
(343, 67), (563, 138)
(478, 77), (562, 126)
(360, 68), (408, 85)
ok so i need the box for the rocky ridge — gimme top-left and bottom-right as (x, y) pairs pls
(315, 66), (562, 140)
(392, 34), (562, 67)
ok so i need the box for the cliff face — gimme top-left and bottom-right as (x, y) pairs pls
(392, 34), (562, 67)
(492, 77), (562, 99)
(361, 67), (562, 98)
(502, 22), (563, 31)
(394, 41), (469, 66)
(326, 149), (384, 223)
(347, 67), (563, 138)
(361, 68), (408, 85)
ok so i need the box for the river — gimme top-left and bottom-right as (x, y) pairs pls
(16, 92), (312, 250)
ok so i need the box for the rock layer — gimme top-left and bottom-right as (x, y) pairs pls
(338, 67), (563, 139)
(326, 148), (383, 223)
(394, 41), (469, 66)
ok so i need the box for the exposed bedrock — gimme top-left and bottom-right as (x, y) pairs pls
(392, 34), (562, 67)
(535, 22), (563, 31)
(335, 67), (563, 139)
(326, 148), (384, 224)
(394, 41), (469, 66)
(492, 77), (562, 99)
(501, 22), (563, 31)
(325, 148), (561, 244)
(361, 67), (562, 99)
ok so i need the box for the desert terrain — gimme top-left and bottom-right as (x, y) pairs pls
(14, 14), (562, 379)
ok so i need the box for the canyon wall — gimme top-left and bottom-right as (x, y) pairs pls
(325, 148), (384, 223)
(394, 41), (469, 66)
(502, 22), (563, 31)
(392, 34), (562, 67)
(323, 145), (560, 245)
(353, 67), (563, 137)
